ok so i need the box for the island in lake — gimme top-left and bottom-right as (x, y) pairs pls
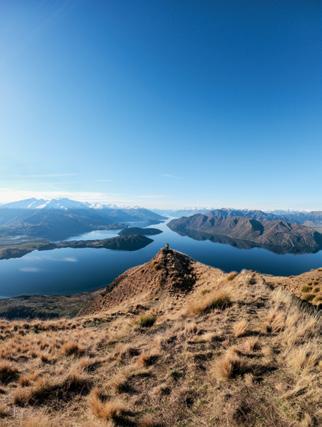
(0, 234), (153, 260)
(118, 227), (162, 236)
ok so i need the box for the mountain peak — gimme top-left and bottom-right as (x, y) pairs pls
(1, 198), (91, 210)
(0, 198), (47, 209)
(83, 247), (196, 314)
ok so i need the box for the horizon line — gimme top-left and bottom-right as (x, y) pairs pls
(0, 195), (320, 213)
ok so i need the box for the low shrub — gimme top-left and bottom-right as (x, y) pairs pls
(138, 314), (157, 328)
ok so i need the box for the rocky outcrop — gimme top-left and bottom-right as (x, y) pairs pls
(83, 247), (197, 313)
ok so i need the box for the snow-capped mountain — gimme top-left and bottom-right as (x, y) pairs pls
(0, 198), (165, 241)
(1, 198), (91, 210)
(0, 198), (155, 211)
(40, 198), (91, 210)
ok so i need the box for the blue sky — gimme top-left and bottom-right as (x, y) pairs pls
(0, 0), (321, 209)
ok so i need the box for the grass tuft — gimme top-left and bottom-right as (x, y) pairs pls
(61, 342), (85, 357)
(186, 290), (232, 315)
(212, 350), (244, 381)
(89, 388), (134, 423)
(14, 371), (92, 407)
(233, 320), (248, 338)
(138, 314), (157, 328)
(0, 360), (19, 384)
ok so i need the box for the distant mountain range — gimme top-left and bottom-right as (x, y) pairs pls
(273, 210), (322, 228)
(0, 198), (91, 210)
(158, 208), (322, 228)
(0, 198), (165, 241)
(0, 197), (136, 210)
(1, 199), (322, 250)
(168, 210), (322, 253)
(153, 208), (210, 217)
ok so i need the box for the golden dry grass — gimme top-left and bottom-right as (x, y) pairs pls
(0, 360), (19, 385)
(0, 253), (320, 426)
(14, 370), (92, 407)
(89, 388), (128, 420)
(212, 350), (243, 381)
(233, 319), (248, 337)
(185, 289), (232, 315)
(61, 341), (86, 357)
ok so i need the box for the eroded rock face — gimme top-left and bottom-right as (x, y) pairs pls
(150, 248), (196, 293)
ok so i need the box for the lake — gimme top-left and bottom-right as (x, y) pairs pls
(1, 219), (322, 297)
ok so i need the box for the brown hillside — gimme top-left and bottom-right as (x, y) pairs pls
(0, 249), (321, 427)
(82, 248), (205, 314)
(168, 213), (322, 253)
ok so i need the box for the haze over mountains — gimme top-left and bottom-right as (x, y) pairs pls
(1, 0), (320, 424)
(0, 198), (92, 210)
(1, 198), (322, 255)
(0, 198), (146, 211)
(0, 198), (165, 241)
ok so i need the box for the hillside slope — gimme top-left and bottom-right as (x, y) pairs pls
(168, 212), (322, 253)
(0, 249), (321, 426)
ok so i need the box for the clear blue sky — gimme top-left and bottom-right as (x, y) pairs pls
(0, 0), (321, 209)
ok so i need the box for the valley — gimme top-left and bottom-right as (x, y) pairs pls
(1, 215), (322, 299)
(2, 3), (320, 425)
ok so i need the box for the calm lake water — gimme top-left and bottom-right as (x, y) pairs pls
(1, 220), (322, 297)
